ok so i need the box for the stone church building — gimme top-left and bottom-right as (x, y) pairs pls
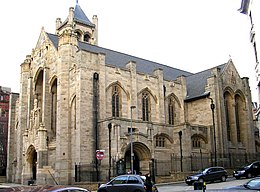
(7, 2), (256, 185)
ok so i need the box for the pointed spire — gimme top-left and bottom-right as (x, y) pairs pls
(76, 0), (79, 4)
(74, 3), (95, 27)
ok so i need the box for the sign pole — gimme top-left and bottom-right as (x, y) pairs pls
(96, 150), (105, 187)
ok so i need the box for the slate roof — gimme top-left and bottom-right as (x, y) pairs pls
(57, 3), (95, 30)
(185, 64), (226, 101)
(47, 33), (193, 81)
(74, 4), (95, 27)
(46, 33), (227, 101)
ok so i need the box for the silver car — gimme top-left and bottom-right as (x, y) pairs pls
(98, 174), (146, 192)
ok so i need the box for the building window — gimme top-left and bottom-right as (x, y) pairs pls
(235, 96), (242, 142)
(84, 34), (91, 42)
(142, 92), (150, 121)
(128, 127), (137, 133)
(156, 136), (165, 147)
(168, 97), (175, 125)
(0, 124), (3, 134)
(224, 94), (231, 141)
(253, 42), (258, 63)
(1, 110), (5, 117)
(112, 85), (120, 117)
(0, 142), (3, 154)
(192, 137), (201, 148)
(75, 31), (81, 40)
(51, 79), (57, 138)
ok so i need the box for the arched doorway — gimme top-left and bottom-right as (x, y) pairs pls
(125, 150), (140, 174)
(32, 150), (37, 180)
(26, 145), (37, 180)
(124, 142), (151, 175)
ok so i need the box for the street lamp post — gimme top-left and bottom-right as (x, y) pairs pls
(178, 131), (183, 172)
(108, 123), (112, 180)
(130, 106), (136, 174)
(209, 98), (217, 166)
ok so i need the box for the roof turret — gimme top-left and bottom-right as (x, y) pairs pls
(74, 3), (95, 27)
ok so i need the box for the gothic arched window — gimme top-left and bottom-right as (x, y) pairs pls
(142, 92), (150, 121)
(224, 92), (231, 141)
(235, 95), (243, 143)
(51, 79), (57, 139)
(112, 85), (120, 117)
(84, 33), (91, 42)
(168, 97), (175, 125)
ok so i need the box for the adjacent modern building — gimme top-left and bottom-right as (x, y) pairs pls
(239, 0), (260, 103)
(239, 0), (260, 148)
(7, 2), (256, 185)
(0, 86), (11, 176)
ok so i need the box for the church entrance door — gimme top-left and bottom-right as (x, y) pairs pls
(32, 150), (37, 180)
(124, 142), (151, 175)
(26, 145), (37, 180)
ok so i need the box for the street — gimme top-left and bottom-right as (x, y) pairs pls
(156, 178), (251, 192)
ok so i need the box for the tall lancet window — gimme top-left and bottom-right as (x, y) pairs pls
(224, 93), (231, 141)
(168, 97), (175, 125)
(112, 85), (120, 117)
(51, 79), (57, 139)
(142, 92), (150, 121)
(235, 95), (242, 143)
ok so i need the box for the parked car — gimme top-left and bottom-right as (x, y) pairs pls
(233, 161), (260, 179)
(0, 186), (90, 192)
(185, 166), (228, 185)
(225, 177), (260, 190)
(98, 174), (147, 192)
(48, 186), (91, 192)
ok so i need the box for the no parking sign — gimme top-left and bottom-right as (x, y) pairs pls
(96, 150), (105, 160)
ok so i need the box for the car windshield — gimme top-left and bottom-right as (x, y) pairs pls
(245, 179), (260, 189)
(202, 168), (209, 174)
(110, 176), (128, 184)
(243, 162), (257, 169)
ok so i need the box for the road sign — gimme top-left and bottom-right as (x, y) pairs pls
(96, 150), (105, 160)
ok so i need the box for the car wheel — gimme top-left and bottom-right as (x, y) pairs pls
(247, 173), (252, 178)
(235, 176), (240, 180)
(198, 178), (204, 183)
(221, 175), (226, 182)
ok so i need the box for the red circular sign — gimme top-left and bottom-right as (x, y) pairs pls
(96, 151), (105, 160)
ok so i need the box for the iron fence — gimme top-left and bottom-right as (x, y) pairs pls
(155, 152), (260, 176)
(74, 153), (260, 182)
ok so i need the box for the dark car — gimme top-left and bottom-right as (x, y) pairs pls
(98, 174), (146, 192)
(226, 177), (260, 190)
(185, 166), (228, 185)
(233, 161), (260, 179)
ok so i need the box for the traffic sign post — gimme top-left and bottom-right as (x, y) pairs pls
(96, 150), (105, 188)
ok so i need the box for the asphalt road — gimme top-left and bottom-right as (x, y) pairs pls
(156, 177), (252, 192)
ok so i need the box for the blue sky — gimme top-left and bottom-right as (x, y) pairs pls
(0, 0), (257, 100)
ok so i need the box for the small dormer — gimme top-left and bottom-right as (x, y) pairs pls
(56, 1), (98, 45)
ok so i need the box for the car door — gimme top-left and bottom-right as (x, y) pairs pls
(204, 168), (214, 181)
(257, 162), (260, 176)
(252, 162), (260, 176)
(126, 176), (144, 192)
(105, 175), (128, 192)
